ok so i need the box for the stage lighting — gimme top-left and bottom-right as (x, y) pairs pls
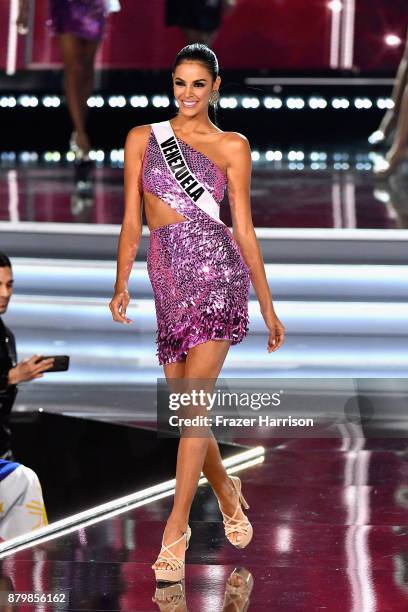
(87, 96), (104, 108)
(354, 97), (372, 109)
(264, 97), (283, 109)
(265, 151), (282, 161)
(242, 97), (260, 109)
(18, 95), (38, 107)
(89, 150), (104, 162)
(286, 97), (305, 109)
(220, 97), (238, 109)
(376, 98), (394, 110)
(332, 97), (350, 109)
(108, 95), (126, 108)
(309, 97), (328, 109)
(130, 95), (148, 108)
(328, 1), (342, 13)
(385, 34), (402, 47)
(152, 95), (170, 108)
(288, 151), (304, 161)
(251, 151), (260, 161)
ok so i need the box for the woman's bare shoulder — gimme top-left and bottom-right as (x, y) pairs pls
(125, 124), (152, 152)
(219, 131), (251, 159)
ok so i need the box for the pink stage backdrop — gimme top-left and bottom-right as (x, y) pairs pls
(0, 0), (406, 72)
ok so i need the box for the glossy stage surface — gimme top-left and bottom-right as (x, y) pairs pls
(2, 434), (408, 611)
(1, 144), (408, 611)
(0, 149), (407, 229)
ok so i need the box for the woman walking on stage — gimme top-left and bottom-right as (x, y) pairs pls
(17, 0), (115, 161)
(110, 43), (285, 582)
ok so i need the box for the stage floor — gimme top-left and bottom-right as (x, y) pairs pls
(0, 148), (407, 230)
(2, 433), (408, 611)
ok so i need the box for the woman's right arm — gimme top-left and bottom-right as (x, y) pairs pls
(109, 126), (148, 324)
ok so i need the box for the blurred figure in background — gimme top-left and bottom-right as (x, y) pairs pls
(0, 253), (54, 460)
(165, 0), (236, 46)
(370, 27), (408, 175)
(17, 1), (120, 161)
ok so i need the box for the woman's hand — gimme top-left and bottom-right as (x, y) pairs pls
(263, 311), (285, 353)
(109, 288), (133, 324)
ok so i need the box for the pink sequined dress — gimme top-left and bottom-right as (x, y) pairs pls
(143, 125), (250, 365)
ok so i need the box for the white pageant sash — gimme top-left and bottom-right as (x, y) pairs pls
(151, 121), (225, 226)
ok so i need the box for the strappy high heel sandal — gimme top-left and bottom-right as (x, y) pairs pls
(152, 525), (191, 582)
(222, 567), (254, 612)
(219, 476), (253, 549)
(152, 581), (187, 612)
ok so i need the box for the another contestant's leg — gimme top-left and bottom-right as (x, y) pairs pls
(380, 31), (408, 138)
(385, 82), (408, 167)
(155, 339), (230, 571)
(57, 34), (99, 155)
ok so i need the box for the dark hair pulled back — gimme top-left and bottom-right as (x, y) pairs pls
(0, 252), (12, 269)
(173, 43), (219, 81)
(172, 43), (220, 124)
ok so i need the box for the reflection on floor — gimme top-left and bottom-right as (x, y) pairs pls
(1, 433), (408, 611)
(0, 147), (407, 610)
(1, 149), (408, 229)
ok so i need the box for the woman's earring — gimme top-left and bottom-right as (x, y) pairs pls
(209, 90), (220, 107)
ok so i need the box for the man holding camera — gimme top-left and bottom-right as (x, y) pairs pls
(0, 252), (54, 459)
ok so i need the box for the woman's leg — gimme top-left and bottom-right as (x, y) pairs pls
(385, 83), (408, 165)
(57, 34), (99, 154)
(155, 339), (231, 570)
(379, 31), (408, 139)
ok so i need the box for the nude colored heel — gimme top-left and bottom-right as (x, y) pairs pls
(152, 525), (191, 582)
(223, 567), (254, 612)
(219, 476), (253, 549)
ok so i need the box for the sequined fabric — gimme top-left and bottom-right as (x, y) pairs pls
(48, 0), (106, 41)
(144, 128), (250, 365)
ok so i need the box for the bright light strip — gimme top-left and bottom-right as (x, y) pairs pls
(354, 97), (372, 109)
(341, 0), (355, 69)
(108, 95), (126, 108)
(7, 169), (19, 223)
(376, 97), (394, 110)
(264, 97), (283, 109)
(219, 96), (238, 109)
(130, 95), (148, 108)
(0, 96), (16, 108)
(0, 446), (264, 557)
(0, 93), (386, 111)
(152, 95), (170, 108)
(329, 1), (342, 68)
(6, 0), (19, 75)
(42, 95), (60, 108)
(241, 96), (260, 109)
(87, 95), (104, 108)
(308, 97), (328, 109)
(286, 97), (305, 109)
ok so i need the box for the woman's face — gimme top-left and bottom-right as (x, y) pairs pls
(173, 61), (220, 116)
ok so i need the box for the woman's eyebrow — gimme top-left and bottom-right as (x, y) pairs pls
(175, 78), (208, 83)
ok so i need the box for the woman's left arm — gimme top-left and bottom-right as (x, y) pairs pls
(224, 132), (285, 352)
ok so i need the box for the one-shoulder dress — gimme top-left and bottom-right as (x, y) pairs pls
(143, 124), (250, 365)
